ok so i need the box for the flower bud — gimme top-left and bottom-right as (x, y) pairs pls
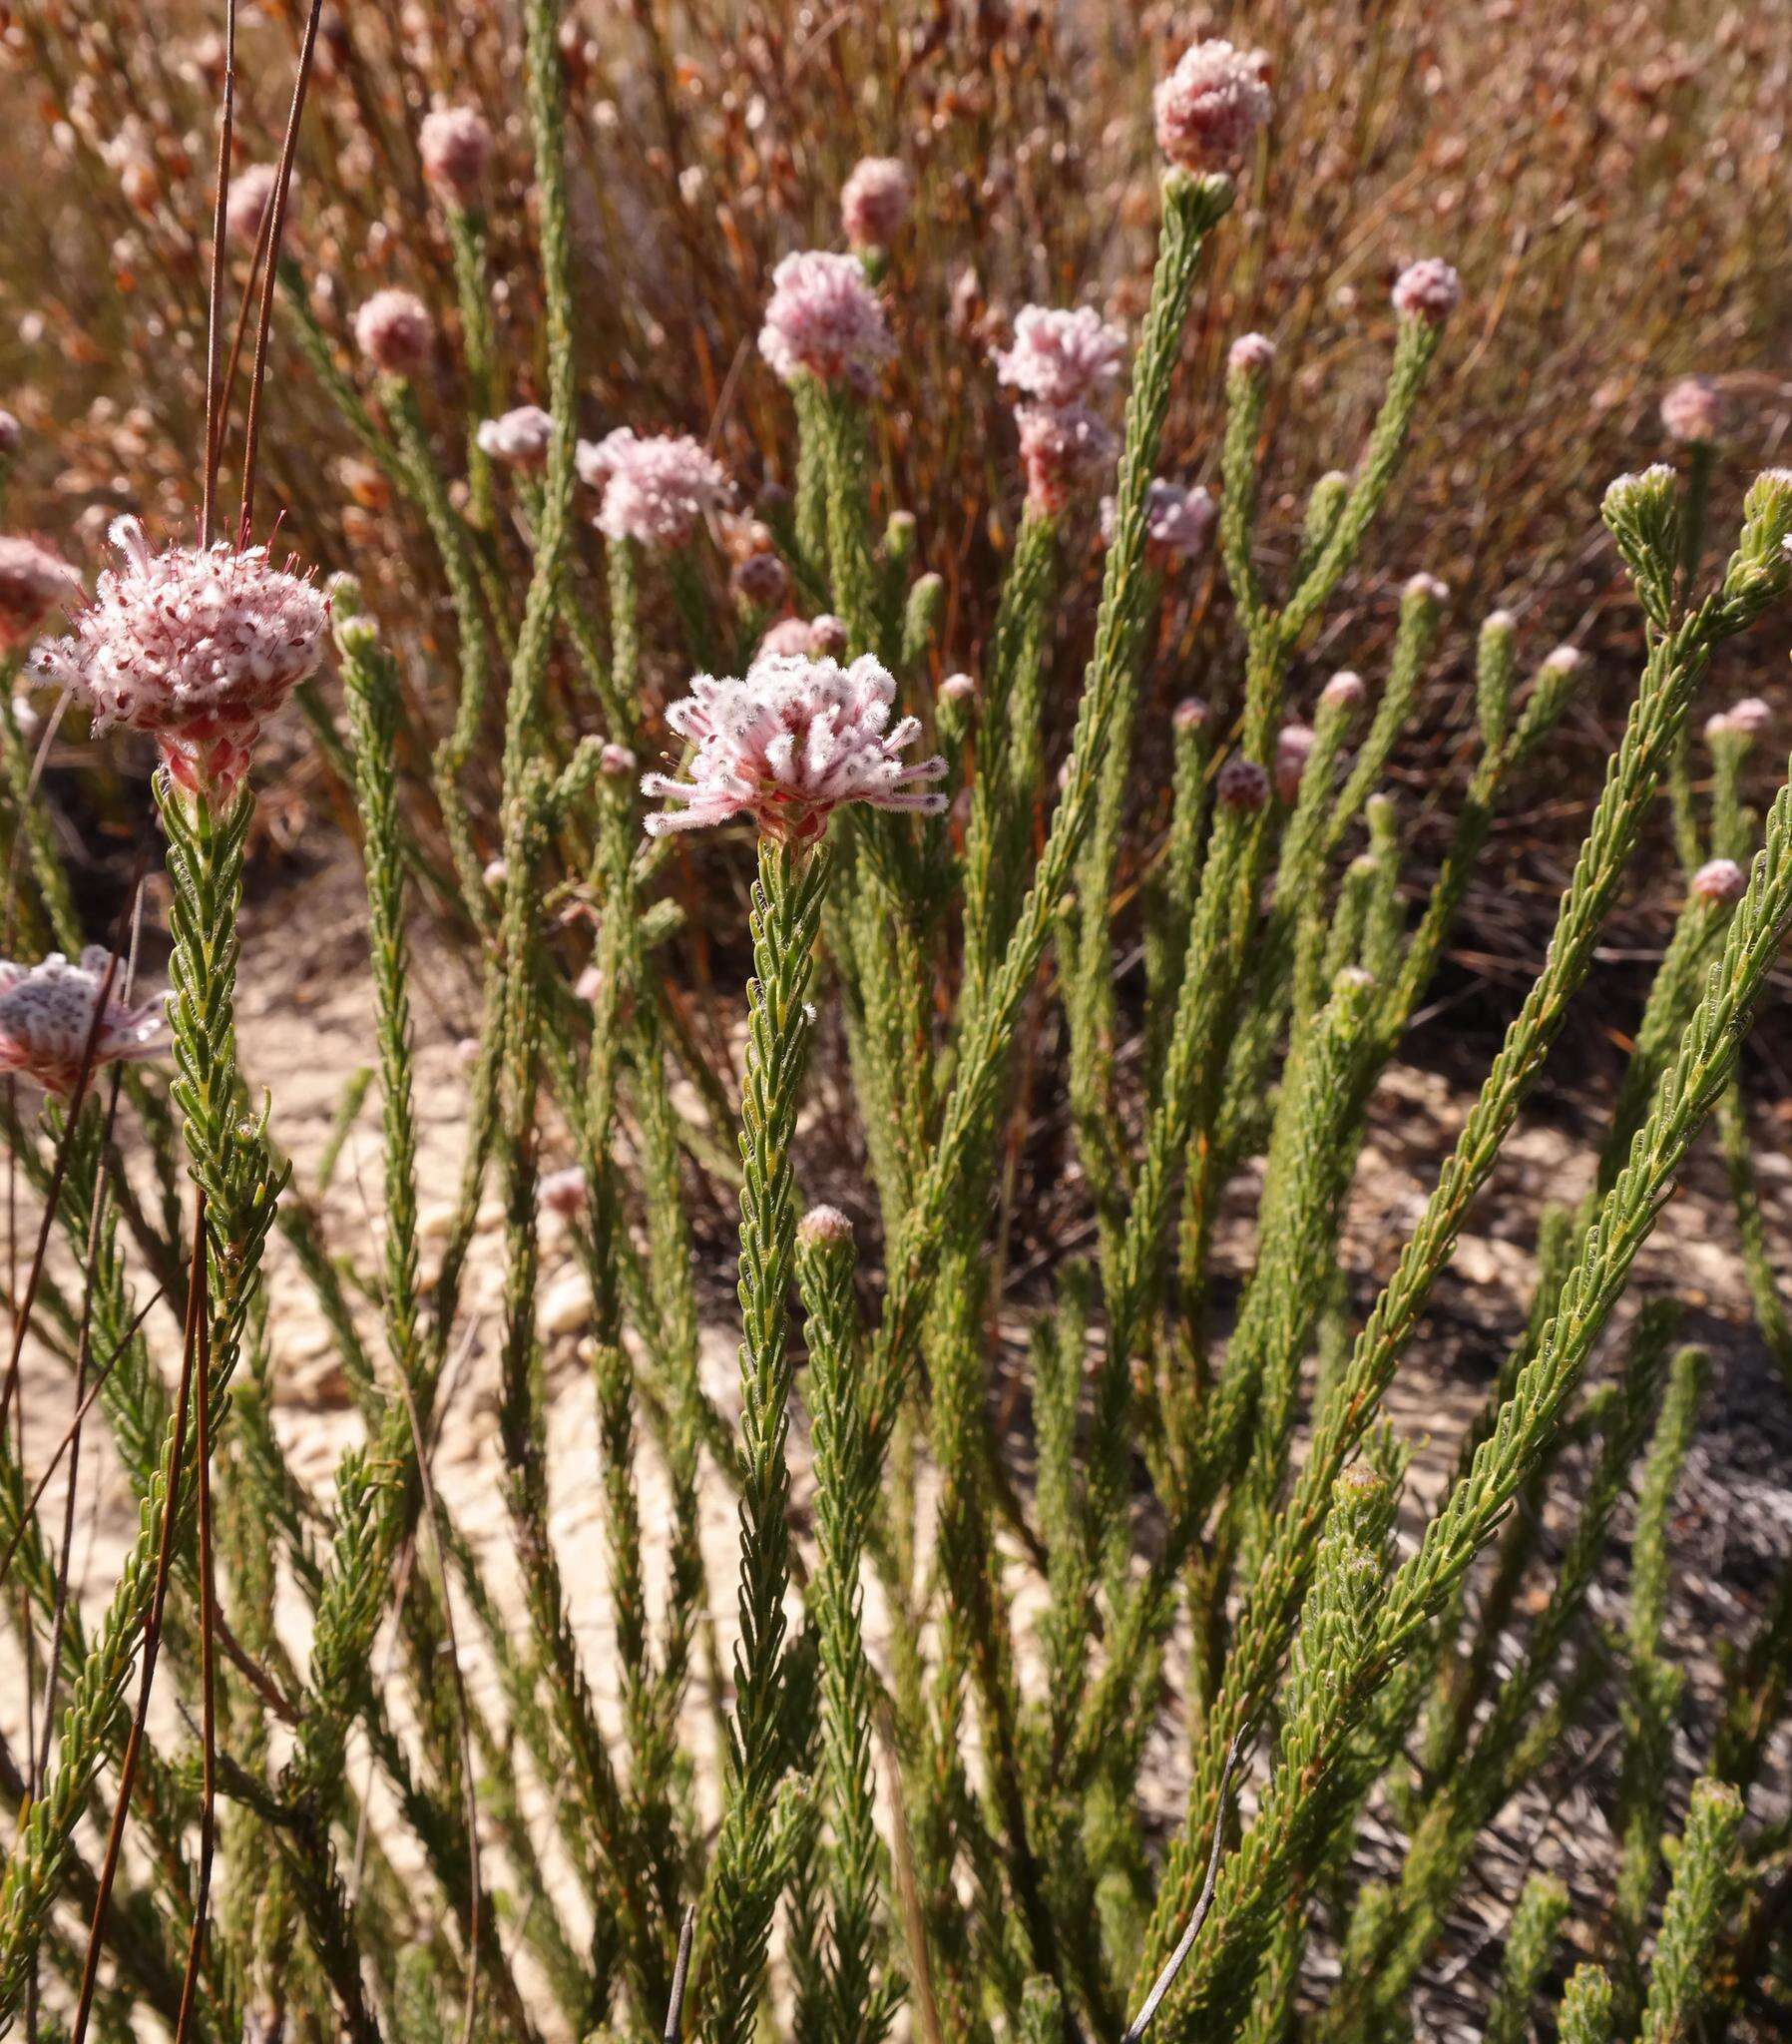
(1691, 856), (1746, 905)
(1217, 755), (1270, 812)
(1320, 670), (1365, 713)
(354, 288), (433, 378)
(1392, 258), (1462, 324)
(797, 1203), (855, 1251)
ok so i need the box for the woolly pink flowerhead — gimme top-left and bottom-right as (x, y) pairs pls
(1320, 670), (1365, 712)
(354, 289), (432, 377)
(642, 653), (947, 844)
(1691, 857), (1746, 905)
(1726, 696), (1771, 737)
(1153, 39), (1271, 172)
(1217, 755), (1270, 812)
(759, 251), (895, 394)
(841, 157), (913, 252)
(0, 536), (81, 650)
(1102, 479), (1215, 565)
(0, 946), (165, 1096)
(1274, 722), (1316, 803)
(582, 429), (731, 550)
(995, 305), (1126, 409)
(419, 105), (494, 204)
(732, 551), (788, 609)
(1659, 376), (1727, 447)
(476, 405), (554, 470)
(224, 164), (280, 252)
(797, 1203), (854, 1250)
(33, 515), (327, 799)
(538, 1165), (589, 1218)
(1227, 332), (1275, 378)
(1016, 402), (1117, 516)
(1392, 258), (1462, 324)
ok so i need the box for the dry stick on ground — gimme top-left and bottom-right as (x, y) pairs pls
(1120, 1734), (1247, 2044)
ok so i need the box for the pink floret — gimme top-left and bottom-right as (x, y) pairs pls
(33, 515), (327, 799)
(642, 653), (947, 845)
(1153, 40), (1271, 172)
(995, 305), (1126, 409)
(0, 946), (166, 1096)
(759, 251), (896, 394)
(581, 429), (732, 549)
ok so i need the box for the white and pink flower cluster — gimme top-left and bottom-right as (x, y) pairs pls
(1153, 39), (1271, 173)
(996, 304), (1126, 515)
(577, 429), (732, 550)
(1100, 478), (1215, 567)
(758, 251), (895, 394)
(642, 653), (946, 844)
(34, 515), (328, 798)
(841, 157), (912, 253)
(477, 405), (554, 470)
(0, 946), (165, 1095)
(0, 535), (81, 650)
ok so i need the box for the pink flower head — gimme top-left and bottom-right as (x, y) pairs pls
(1726, 696), (1771, 737)
(1274, 722), (1316, 802)
(995, 305), (1126, 409)
(1392, 258), (1462, 324)
(642, 653), (947, 844)
(1016, 402), (1117, 516)
(1320, 670), (1365, 712)
(841, 157), (913, 251)
(0, 536), (82, 651)
(1660, 376), (1727, 447)
(731, 550), (789, 608)
(224, 164), (280, 252)
(354, 288), (433, 377)
(759, 251), (896, 394)
(0, 946), (165, 1096)
(1227, 332), (1276, 378)
(1172, 697), (1209, 733)
(539, 1164), (589, 1218)
(583, 429), (731, 550)
(1102, 479), (1216, 565)
(1217, 755), (1270, 812)
(1153, 39), (1271, 172)
(476, 405), (554, 470)
(34, 515), (327, 799)
(797, 1203), (854, 1249)
(1691, 857), (1746, 905)
(419, 105), (494, 204)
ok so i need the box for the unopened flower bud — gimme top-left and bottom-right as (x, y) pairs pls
(1274, 722), (1315, 803)
(1403, 572), (1449, 607)
(1217, 755), (1269, 812)
(940, 672), (976, 706)
(354, 288), (433, 377)
(1392, 258), (1462, 323)
(808, 614), (849, 659)
(841, 157), (912, 252)
(1320, 670), (1365, 712)
(797, 1203), (855, 1251)
(731, 550), (789, 608)
(419, 105), (494, 204)
(1172, 697), (1210, 733)
(600, 742), (637, 777)
(1227, 331), (1275, 378)
(1691, 857), (1746, 904)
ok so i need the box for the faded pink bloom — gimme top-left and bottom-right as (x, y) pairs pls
(1172, 697), (1209, 733)
(1726, 696), (1771, 736)
(581, 429), (731, 549)
(841, 157), (913, 251)
(939, 672), (976, 705)
(1227, 332), (1275, 377)
(1275, 722), (1316, 803)
(1101, 479), (1216, 565)
(1016, 402), (1117, 516)
(34, 515), (327, 799)
(995, 305), (1126, 409)
(600, 742), (637, 777)
(1153, 39), (1271, 172)
(224, 164), (280, 252)
(1217, 755), (1270, 812)
(0, 536), (81, 651)
(1392, 258), (1463, 323)
(0, 947), (165, 1096)
(476, 405), (554, 469)
(1320, 670), (1365, 712)
(355, 288), (433, 377)
(1660, 376), (1727, 446)
(1691, 857), (1746, 904)
(731, 550), (789, 609)
(759, 251), (896, 394)
(642, 653), (947, 844)
(539, 1165), (589, 1218)
(419, 105), (494, 203)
